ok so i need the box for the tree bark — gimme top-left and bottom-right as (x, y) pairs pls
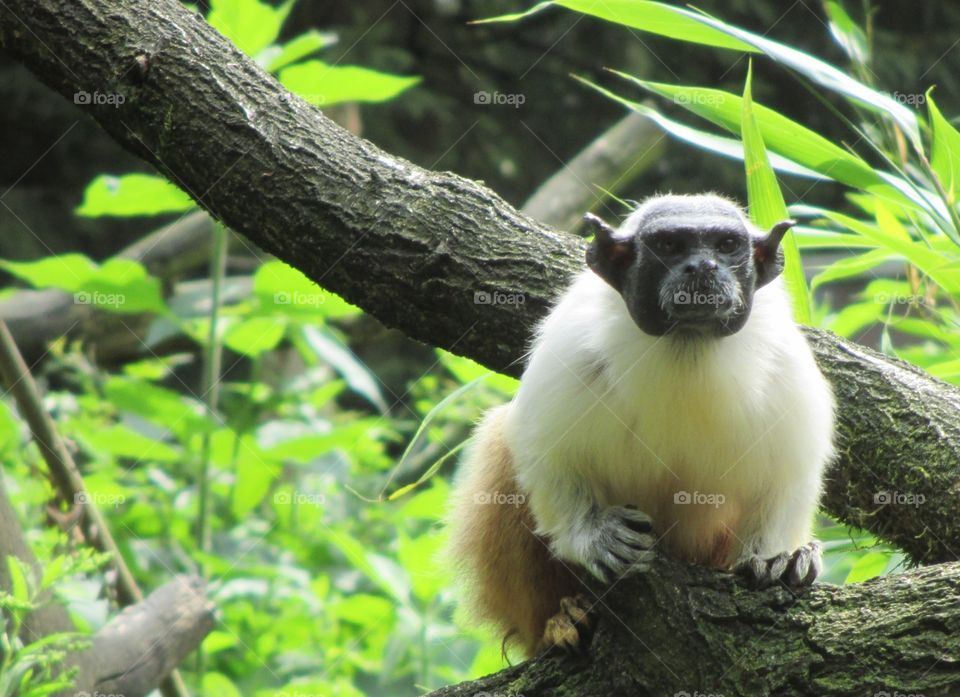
(2, 0), (960, 694)
(427, 555), (960, 697)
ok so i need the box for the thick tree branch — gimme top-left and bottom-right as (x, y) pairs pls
(427, 556), (960, 697)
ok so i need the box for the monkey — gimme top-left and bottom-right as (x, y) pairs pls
(447, 193), (835, 657)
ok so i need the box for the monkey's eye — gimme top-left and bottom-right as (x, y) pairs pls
(717, 236), (742, 254)
(649, 237), (682, 255)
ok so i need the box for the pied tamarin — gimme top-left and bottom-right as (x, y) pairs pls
(447, 193), (836, 656)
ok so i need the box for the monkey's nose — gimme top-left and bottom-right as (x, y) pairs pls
(683, 258), (718, 274)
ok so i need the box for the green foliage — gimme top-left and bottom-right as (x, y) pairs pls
(0, 548), (109, 697)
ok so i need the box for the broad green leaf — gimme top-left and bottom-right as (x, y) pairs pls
(827, 301), (883, 337)
(279, 61), (420, 106)
(81, 424), (181, 463)
(223, 316), (286, 357)
(620, 76), (883, 192)
(741, 62), (811, 323)
(574, 76), (823, 180)
(76, 174), (194, 217)
(811, 249), (893, 290)
(254, 260), (359, 319)
(80, 258), (167, 314)
(820, 208), (960, 293)
(477, 1), (755, 51)
(232, 444), (280, 519)
(844, 550), (892, 583)
(793, 228), (879, 250)
(207, 0), (293, 58)
(929, 359), (960, 381)
(439, 350), (519, 395)
(927, 90), (960, 204)
(0, 256), (166, 313)
(824, 1), (869, 64)
(263, 30), (337, 72)
(332, 593), (394, 625)
(1, 254), (97, 291)
(7, 556), (32, 604)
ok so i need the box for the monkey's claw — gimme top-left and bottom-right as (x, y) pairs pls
(537, 594), (595, 655)
(584, 505), (657, 583)
(736, 541), (823, 589)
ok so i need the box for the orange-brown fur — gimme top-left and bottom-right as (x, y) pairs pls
(448, 406), (582, 656)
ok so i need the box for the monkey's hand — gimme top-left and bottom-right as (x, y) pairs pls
(735, 540), (822, 589)
(569, 505), (657, 583)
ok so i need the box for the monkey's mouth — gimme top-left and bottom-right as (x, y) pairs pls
(659, 282), (742, 322)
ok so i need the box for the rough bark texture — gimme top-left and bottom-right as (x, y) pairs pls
(2, 1), (960, 694)
(428, 556), (960, 697)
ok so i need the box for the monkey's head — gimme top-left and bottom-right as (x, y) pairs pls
(585, 194), (793, 338)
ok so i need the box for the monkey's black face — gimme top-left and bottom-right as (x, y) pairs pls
(585, 195), (791, 339)
(638, 225), (753, 336)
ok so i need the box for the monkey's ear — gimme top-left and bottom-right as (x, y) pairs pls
(584, 213), (635, 291)
(753, 219), (795, 289)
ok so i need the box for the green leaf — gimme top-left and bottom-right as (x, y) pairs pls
(819, 207), (960, 293)
(824, 1), (869, 64)
(827, 301), (884, 337)
(207, 0), (293, 58)
(927, 90), (960, 205)
(811, 249), (893, 290)
(223, 317), (286, 357)
(279, 61), (420, 106)
(263, 29), (337, 72)
(254, 260), (359, 319)
(620, 75), (883, 192)
(232, 443), (280, 520)
(104, 377), (211, 437)
(81, 424), (181, 463)
(741, 62), (811, 323)
(7, 556), (32, 604)
(478, 1), (755, 51)
(2, 255), (166, 314)
(79, 258), (167, 314)
(326, 531), (410, 605)
(300, 325), (387, 412)
(574, 76), (823, 181)
(76, 174), (194, 217)
(844, 550), (892, 583)
(1, 254), (97, 292)
(332, 593), (394, 625)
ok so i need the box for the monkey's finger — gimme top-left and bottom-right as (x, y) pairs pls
(617, 506), (655, 533)
(766, 551), (791, 583)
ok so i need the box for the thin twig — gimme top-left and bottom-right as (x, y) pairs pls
(0, 319), (191, 697)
